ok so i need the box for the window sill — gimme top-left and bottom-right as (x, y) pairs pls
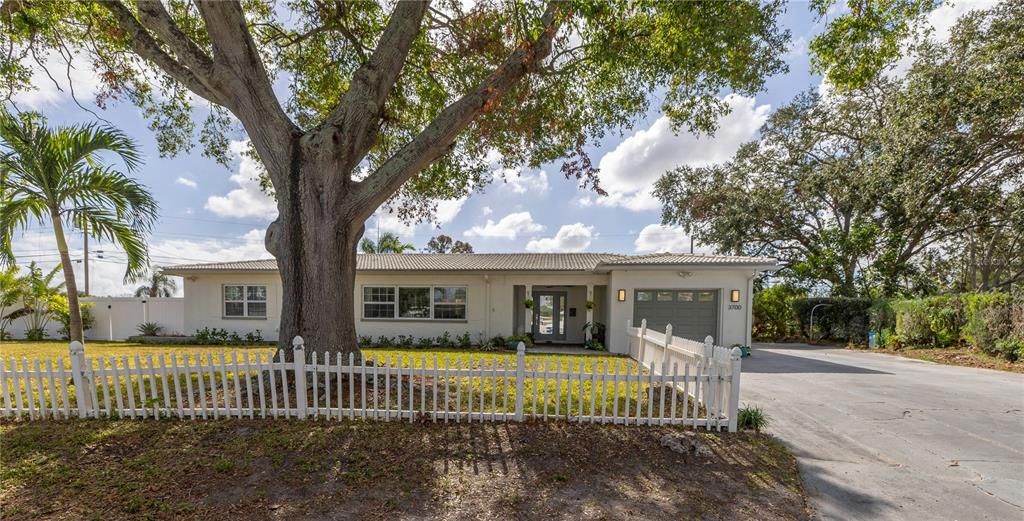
(221, 316), (268, 320)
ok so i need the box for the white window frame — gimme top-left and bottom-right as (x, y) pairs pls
(362, 286), (397, 319)
(432, 286), (468, 321)
(361, 284), (468, 321)
(222, 284), (268, 319)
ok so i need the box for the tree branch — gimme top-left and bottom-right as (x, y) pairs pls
(351, 4), (561, 220)
(101, 1), (225, 105)
(194, 1), (296, 172)
(135, 1), (216, 79)
(321, 0), (429, 166)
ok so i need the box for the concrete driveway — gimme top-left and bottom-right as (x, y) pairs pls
(742, 343), (1024, 521)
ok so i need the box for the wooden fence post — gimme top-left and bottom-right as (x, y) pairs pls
(68, 341), (92, 418)
(728, 346), (742, 432)
(663, 324), (673, 371)
(638, 319), (648, 365)
(514, 342), (526, 422)
(292, 336), (307, 419)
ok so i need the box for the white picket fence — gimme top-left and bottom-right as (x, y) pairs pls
(627, 319), (743, 432)
(0, 329), (742, 430)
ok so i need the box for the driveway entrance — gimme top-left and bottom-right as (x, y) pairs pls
(743, 343), (1024, 520)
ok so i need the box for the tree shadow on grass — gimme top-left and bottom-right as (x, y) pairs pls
(0, 419), (812, 521)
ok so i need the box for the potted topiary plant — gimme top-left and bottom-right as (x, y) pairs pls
(585, 300), (595, 310)
(523, 298), (534, 310)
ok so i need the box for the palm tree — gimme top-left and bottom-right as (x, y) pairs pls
(134, 267), (177, 297)
(0, 264), (24, 339)
(0, 111), (158, 342)
(360, 232), (415, 254)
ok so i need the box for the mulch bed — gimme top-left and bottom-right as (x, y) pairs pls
(1, 419), (809, 520)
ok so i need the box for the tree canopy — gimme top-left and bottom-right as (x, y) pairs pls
(0, 0), (937, 353)
(425, 234), (474, 254)
(0, 0), (933, 220)
(655, 2), (1023, 297)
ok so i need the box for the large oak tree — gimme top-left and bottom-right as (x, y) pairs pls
(1, 0), (931, 356)
(655, 2), (1023, 297)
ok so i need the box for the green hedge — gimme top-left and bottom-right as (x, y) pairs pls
(891, 295), (963, 348)
(787, 291), (1022, 360)
(752, 285), (805, 341)
(792, 297), (874, 342)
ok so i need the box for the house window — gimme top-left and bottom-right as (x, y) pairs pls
(363, 286), (396, 318)
(698, 291), (715, 302)
(656, 291), (674, 302)
(433, 287), (467, 320)
(224, 285), (267, 318)
(636, 291), (652, 302)
(399, 287), (431, 318)
(362, 285), (468, 320)
(677, 291), (694, 302)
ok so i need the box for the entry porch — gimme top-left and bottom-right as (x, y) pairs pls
(512, 284), (608, 346)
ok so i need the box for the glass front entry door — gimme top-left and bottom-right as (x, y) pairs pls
(533, 291), (567, 342)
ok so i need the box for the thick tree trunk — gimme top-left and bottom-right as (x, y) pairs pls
(265, 151), (363, 362)
(51, 211), (83, 343)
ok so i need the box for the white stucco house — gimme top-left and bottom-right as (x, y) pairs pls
(164, 253), (776, 353)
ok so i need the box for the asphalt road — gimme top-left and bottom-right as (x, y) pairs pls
(742, 343), (1024, 521)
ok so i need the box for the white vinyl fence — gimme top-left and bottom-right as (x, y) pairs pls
(626, 319), (743, 431)
(0, 327), (742, 430)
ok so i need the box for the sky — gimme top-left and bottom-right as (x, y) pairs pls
(7, 1), (992, 296)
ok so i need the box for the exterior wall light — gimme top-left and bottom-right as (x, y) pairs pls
(617, 289), (626, 302)
(730, 289), (741, 303)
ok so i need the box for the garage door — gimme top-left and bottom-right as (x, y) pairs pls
(633, 289), (718, 342)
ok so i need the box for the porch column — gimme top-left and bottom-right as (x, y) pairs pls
(524, 284), (533, 335)
(585, 284), (594, 342)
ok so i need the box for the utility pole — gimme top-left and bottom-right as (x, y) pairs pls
(83, 222), (89, 295)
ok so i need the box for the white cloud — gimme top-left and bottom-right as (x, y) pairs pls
(785, 36), (808, 58)
(464, 211), (543, 239)
(593, 94), (770, 211)
(504, 169), (549, 194)
(205, 141), (278, 219)
(13, 53), (102, 109)
(634, 224), (711, 254)
(175, 176), (198, 189)
(525, 223), (594, 253)
(482, 206), (493, 216)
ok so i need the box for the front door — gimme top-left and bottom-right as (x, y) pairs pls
(533, 291), (567, 342)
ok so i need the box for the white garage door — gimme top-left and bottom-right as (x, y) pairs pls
(633, 289), (718, 342)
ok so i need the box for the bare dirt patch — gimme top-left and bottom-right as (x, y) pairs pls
(850, 346), (1024, 374)
(1, 419), (809, 520)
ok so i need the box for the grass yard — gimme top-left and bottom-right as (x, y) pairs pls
(0, 341), (632, 371)
(852, 346), (1024, 374)
(0, 419), (809, 520)
(2, 341), (707, 423)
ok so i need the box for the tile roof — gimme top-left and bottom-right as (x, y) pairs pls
(164, 253), (777, 274)
(595, 253), (777, 267)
